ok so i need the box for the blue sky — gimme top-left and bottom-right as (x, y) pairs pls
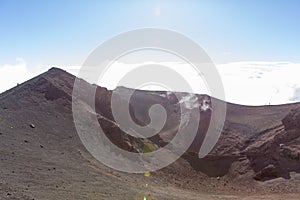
(0, 0), (299, 66)
(1, 1), (300, 105)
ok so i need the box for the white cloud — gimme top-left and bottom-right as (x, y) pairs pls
(0, 59), (79, 93)
(97, 61), (208, 95)
(97, 60), (300, 105)
(1, 58), (300, 106)
(217, 61), (300, 105)
(0, 58), (36, 93)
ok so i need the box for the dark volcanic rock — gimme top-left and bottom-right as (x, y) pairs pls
(254, 164), (281, 181)
(282, 107), (300, 130)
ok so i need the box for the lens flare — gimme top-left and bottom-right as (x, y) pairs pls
(144, 171), (150, 177)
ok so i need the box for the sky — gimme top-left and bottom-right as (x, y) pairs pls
(0, 0), (300, 105)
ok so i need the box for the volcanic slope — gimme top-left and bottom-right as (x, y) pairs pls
(0, 68), (300, 199)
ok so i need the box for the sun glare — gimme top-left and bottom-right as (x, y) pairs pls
(154, 4), (161, 16)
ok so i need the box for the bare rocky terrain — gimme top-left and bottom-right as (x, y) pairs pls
(1, 68), (300, 199)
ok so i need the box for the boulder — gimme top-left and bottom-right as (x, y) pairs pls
(254, 164), (280, 181)
(282, 108), (300, 130)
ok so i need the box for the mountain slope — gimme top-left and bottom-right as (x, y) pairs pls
(1, 68), (300, 199)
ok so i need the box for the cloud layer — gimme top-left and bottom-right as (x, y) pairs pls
(0, 58), (39, 93)
(0, 59), (79, 94)
(1, 59), (300, 106)
(217, 61), (300, 105)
